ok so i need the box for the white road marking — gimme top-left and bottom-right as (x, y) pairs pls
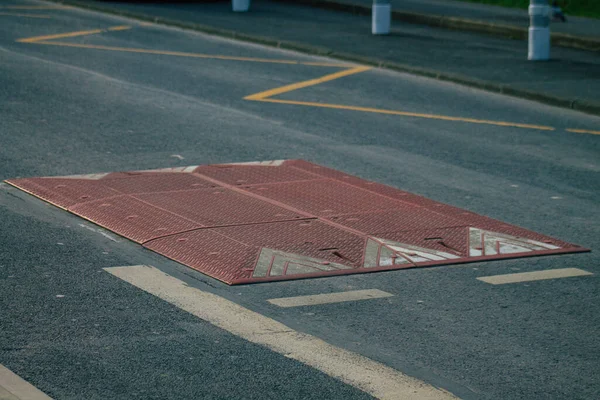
(477, 268), (592, 285)
(78, 224), (120, 242)
(0, 365), (53, 400)
(105, 265), (457, 400)
(51, 173), (109, 180)
(268, 289), (393, 308)
(223, 160), (286, 166)
(142, 166), (199, 173)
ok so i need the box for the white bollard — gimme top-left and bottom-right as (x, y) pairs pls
(372, 0), (391, 35)
(528, 0), (550, 60)
(232, 0), (250, 12)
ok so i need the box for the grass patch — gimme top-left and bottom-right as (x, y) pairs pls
(458, 0), (600, 19)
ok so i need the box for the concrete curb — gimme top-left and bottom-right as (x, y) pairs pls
(45, 0), (600, 116)
(274, 0), (600, 52)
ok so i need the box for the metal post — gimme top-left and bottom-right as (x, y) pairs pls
(372, 0), (391, 35)
(528, 0), (550, 60)
(232, 0), (250, 12)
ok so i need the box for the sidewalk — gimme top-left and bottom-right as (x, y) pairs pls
(288, 0), (600, 43)
(51, 0), (600, 115)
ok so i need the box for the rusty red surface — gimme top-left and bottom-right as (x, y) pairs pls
(5, 160), (589, 285)
(135, 188), (305, 227)
(70, 196), (202, 244)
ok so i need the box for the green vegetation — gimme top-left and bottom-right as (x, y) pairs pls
(458, 0), (600, 19)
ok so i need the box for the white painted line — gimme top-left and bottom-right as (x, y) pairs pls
(0, 365), (53, 400)
(52, 173), (109, 180)
(223, 160), (286, 166)
(78, 224), (120, 242)
(477, 268), (592, 285)
(268, 289), (393, 308)
(105, 265), (457, 400)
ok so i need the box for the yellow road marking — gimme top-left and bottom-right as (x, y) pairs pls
(0, 12), (51, 18)
(106, 265), (458, 400)
(245, 66), (371, 100)
(296, 61), (351, 67)
(18, 28), (104, 43)
(107, 25), (131, 32)
(17, 26), (131, 43)
(566, 128), (600, 135)
(19, 24), (592, 133)
(0, 5), (63, 10)
(30, 40), (351, 67)
(255, 98), (556, 130)
(244, 67), (555, 130)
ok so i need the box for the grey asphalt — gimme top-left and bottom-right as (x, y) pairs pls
(1, 1), (600, 400)
(328, 0), (600, 39)
(78, 0), (600, 110)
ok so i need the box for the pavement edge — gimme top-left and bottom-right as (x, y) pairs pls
(44, 0), (600, 116)
(274, 0), (600, 53)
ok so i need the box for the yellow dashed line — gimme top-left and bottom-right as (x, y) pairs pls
(244, 67), (556, 130)
(0, 12), (51, 18)
(253, 98), (556, 130)
(0, 5), (64, 10)
(31, 40), (351, 67)
(245, 66), (372, 100)
(17, 26), (131, 43)
(566, 128), (600, 135)
(16, 23), (595, 134)
(107, 25), (131, 32)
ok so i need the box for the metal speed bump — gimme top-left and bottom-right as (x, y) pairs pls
(5, 160), (588, 284)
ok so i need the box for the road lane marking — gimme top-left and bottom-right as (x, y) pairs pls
(105, 265), (457, 400)
(477, 268), (592, 285)
(0, 12), (51, 18)
(18, 29), (104, 43)
(302, 61), (354, 67)
(0, 6), (64, 10)
(253, 98), (556, 130)
(27, 40), (350, 67)
(268, 289), (393, 307)
(244, 66), (372, 100)
(17, 26), (131, 43)
(107, 25), (131, 32)
(244, 68), (555, 130)
(78, 223), (120, 242)
(19, 23), (590, 135)
(566, 128), (600, 135)
(0, 365), (53, 400)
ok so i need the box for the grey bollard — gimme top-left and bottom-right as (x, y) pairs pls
(232, 0), (250, 12)
(528, 0), (550, 60)
(372, 0), (391, 35)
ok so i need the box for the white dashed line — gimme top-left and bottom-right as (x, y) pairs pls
(267, 289), (393, 308)
(105, 265), (457, 400)
(0, 365), (53, 400)
(477, 268), (592, 285)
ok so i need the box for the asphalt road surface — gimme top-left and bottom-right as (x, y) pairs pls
(1, 1), (599, 400)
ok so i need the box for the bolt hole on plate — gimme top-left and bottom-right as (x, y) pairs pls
(4, 159), (589, 284)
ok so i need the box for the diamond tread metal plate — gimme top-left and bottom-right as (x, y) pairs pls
(194, 161), (321, 186)
(5, 160), (589, 284)
(70, 196), (203, 244)
(134, 187), (306, 227)
(145, 220), (365, 284)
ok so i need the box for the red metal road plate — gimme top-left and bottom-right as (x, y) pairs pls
(5, 160), (589, 284)
(135, 188), (305, 227)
